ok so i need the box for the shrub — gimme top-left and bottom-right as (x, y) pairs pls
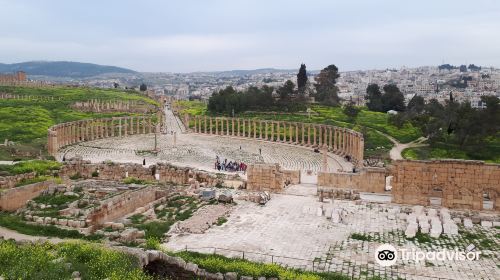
(0, 240), (152, 280)
(145, 237), (161, 250)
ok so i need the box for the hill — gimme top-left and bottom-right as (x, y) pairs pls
(0, 61), (136, 78)
(0, 85), (158, 160)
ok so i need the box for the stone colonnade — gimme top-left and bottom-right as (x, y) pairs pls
(48, 115), (160, 156)
(185, 114), (364, 167)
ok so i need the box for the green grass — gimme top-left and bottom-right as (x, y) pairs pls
(14, 176), (51, 187)
(0, 240), (151, 280)
(0, 86), (159, 160)
(33, 193), (80, 207)
(216, 216), (228, 226)
(0, 160), (61, 176)
(0, 212), (101, 240)
(350, 232), (373, 241)
(123, 177), (154, 185)
(174, 251), (350, 280)
(175, 100), (207, 115)
(402, 137), (500, 163)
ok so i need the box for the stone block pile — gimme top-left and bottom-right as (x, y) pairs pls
(405, 206), (459, 238)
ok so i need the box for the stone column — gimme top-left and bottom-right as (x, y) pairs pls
(90, 121), (95, 140)
(118, 118), (122, 136)
(204, 116), (208, 134)
(313, 126), (317, 146)
(276, 122), (280, 141)
(329, 127), (333, 150)
(270, 122), (274, 141)
(253, 121), (257, 138)
(148, 118), (152, 134)
(242, 119), (246, 137)
(307, 125), (311, 145)
(301, 124), (305, 145)
(259, 121), (263, 139)
(215, 118), (219, 135)
(318, 126), (322, 147)
(209, 117), (213, 134)
(342, 129), (347, 154)
(231, 118), (235, 136)
(265, 121), (268, 140)
(358, 136), (364, 167)
(193, 117), (198, 133)
(227, 118), (230, 135)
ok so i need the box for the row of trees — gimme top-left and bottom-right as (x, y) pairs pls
(208, 63), (343, 113)
(207, 84), (308, 114)
(391, 94), (499, 148)
(365, 84), (406, 112)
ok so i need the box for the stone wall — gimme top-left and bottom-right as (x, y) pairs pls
(0, 172), (36, 189)
(71, 99), (157, 113)
(59, 159), (221, 187)
(86, 186), (163, 226)
(317, 168), (387, 193)
(185, 114), (364, 167)
(246, 164), (285, 192)
(391, 160), (500, 211)
(282, 169), (301, 185)
(47, 113), (163, 156)
(0, 180), (54, 211)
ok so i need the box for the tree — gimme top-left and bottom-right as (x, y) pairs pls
(381, 84), (406, 112)
(113, 82), (119, 89)
(297, 64), (308, 95)
(277, 80), (295, 101)
(365, 84), (383, 112)
(343, 101), (360, 121)
(314, 64), (340, 106)
(139, 83), (147, 91)
(459, 65), (467, 72)
(407, 95), (425, 113)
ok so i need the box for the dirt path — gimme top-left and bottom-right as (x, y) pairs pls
(0, 226), (63, 243)
(374, 131), (427, 160)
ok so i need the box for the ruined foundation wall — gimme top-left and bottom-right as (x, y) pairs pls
(59, 160), (220, 187)
(246, 164), (285, 192)
(0, 172), (37, 189)
(282, 170), (301, 185)
(391, 160), (500, 211)
(0, 180), (54, 211)
(317, 167), (386, 193)
(86, 186), (160, 226)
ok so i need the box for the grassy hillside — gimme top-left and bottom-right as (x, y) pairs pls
(0, 86), (159, 160)
(0, 240), (150, 280)
(402, 137), (500, 163)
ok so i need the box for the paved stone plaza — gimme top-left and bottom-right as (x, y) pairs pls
(58, 133), (352, 173)
(164, 184), (500, 280)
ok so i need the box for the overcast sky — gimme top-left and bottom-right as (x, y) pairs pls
(1, 0), (499, 72)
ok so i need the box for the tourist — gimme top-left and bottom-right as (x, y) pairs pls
(143, 158), (146, 165)
(259, 148), (261, 155)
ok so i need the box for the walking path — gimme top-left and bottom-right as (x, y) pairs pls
(377, 131), (427, 160)
(0, 226), (63, 243)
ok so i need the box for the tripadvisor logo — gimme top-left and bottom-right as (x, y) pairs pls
(375, 244), (481, 267)
(375, 244), (397, 267)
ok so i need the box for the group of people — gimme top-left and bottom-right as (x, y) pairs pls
(215, 156), (247, 173)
